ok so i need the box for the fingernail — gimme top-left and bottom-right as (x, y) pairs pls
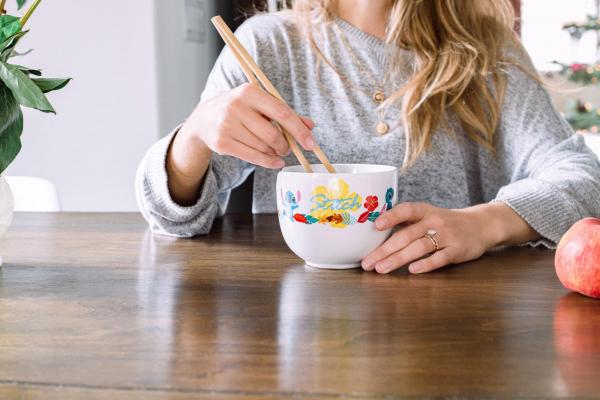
(375, 218), (387, 230)
(362, 258), (374, 270)
(305, 136), (315, 150)
(275, 159), (285, 168)
(409, 264), (423, 274)
(375, 260), (391, 273)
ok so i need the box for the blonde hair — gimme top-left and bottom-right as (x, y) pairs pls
(282, 0), (526, 167)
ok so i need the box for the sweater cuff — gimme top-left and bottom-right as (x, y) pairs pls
(493, 178), (580, 248)
(143, 129), (219, 226)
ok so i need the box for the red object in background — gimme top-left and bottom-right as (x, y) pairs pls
(572, 63), (585, 72)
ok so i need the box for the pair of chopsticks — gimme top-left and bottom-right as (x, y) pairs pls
(211, 16), (336, 174)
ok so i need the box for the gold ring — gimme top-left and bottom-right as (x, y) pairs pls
(424, 229), (439, 253)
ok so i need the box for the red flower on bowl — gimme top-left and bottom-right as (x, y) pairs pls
(364, 195), (379, 211)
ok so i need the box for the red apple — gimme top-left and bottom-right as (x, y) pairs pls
(555, 218), (600, 299)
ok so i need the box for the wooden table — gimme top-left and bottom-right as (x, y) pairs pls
(1, 213), (599, 399)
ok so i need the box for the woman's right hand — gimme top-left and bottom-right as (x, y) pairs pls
(166, 83), (316, 205)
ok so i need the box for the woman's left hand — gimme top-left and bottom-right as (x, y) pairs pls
(361, 202), (539, 274)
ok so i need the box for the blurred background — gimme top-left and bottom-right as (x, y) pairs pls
(3, 0), (600, 212)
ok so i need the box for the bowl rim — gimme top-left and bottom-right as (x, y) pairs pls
(280, 163), (397, 176)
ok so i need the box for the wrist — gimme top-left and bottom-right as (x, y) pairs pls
(469, 202), (540, 248)
(178, 119), (212, 161)
(168, 124), (211, 184)
(165, 124), (212, 206)
(465, 203), (513, 249)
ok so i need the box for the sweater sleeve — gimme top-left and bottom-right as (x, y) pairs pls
(135, 20), (262, 237)
(492, 66), (600, 247)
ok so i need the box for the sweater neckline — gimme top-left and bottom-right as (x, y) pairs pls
(334, 17), (387, 50)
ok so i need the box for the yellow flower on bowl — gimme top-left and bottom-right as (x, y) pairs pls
(309, 179), (362, 228)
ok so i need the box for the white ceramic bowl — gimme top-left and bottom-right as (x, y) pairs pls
(276, 164), (398, 269)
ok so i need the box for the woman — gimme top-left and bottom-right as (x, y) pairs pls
(136, 0), (600, 274)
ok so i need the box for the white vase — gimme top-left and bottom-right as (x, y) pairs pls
(0, 174), (15, 267)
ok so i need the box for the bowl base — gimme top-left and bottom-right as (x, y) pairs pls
(305, 261), (361, 270)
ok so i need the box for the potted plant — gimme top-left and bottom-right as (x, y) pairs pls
(0, 0), (70, 265)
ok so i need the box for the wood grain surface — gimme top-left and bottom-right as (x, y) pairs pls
(1, 213), (599, 399)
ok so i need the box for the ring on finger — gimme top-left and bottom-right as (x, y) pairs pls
(423, 229), (439, 254)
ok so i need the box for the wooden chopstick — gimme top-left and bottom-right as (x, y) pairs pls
(211, 15), (337, 173)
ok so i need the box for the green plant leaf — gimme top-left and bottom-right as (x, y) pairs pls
(0, 81), (24, 174)
(32, 77), (71, 93)
(0, 15), (22, 44)
(0, 61), (54, 112)
(12, 64), (41, 76)
(0, 30), (27, 61)
(17, 0), (28, 10)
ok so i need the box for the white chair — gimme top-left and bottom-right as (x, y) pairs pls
(5, 176), (61, 212)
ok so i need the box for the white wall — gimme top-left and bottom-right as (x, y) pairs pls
(4, 0), (219, 211)
(154, 0), (220, 136)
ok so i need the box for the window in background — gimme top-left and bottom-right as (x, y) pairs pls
(522, 0), (599, 70)
(521, 0), (600, 155)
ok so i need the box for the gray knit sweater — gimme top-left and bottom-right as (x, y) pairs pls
(136, 14), (600, 247)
